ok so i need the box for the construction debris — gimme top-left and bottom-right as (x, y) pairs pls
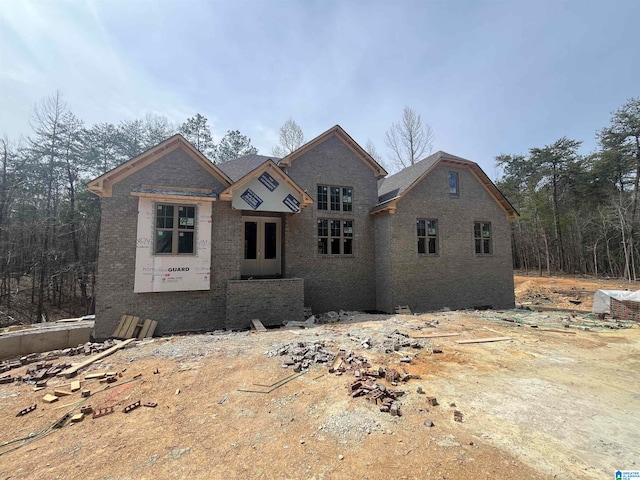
(92, 406), (115, 419)
(16, 405), (37, 417)
(59, 338), (136, 378)
(456, 337), (513, 344)
(122, 401), (141, 413)
(42, 394), (58, 403)
(112, 315), (158, 339)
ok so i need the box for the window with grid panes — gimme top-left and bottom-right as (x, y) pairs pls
(317, 185), (353, 212)
(474, 222), (492, 255)
(155, 204), (196, 255)
(318, 219), (353, 255)
(417, 219), (438, 254)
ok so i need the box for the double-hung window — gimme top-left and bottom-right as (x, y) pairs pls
(474, 222), (492, 255)
(155, 204), (196, 255)
(318, 219), (353, 255)
(417, 219), (438, 254)
(317, 185), (352, 212)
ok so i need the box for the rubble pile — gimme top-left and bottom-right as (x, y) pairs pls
(382, 329), (425, 352)
(0, 339), (123, 383)
(269, 341), (337, 372)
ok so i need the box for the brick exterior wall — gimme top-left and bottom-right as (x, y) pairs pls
(283, 135), (378, 313)
(379, 164), (515, 312)
(226, 278), (304, 330)
(95, 136), (517, 339)
(94, 147), (231, 339)
(374, 213), (393, 313)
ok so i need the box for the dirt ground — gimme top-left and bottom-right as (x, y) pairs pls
(1, 275), (639, 480)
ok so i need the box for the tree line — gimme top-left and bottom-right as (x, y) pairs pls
(9, 89), (630, 327)
(0, 92), (259, 327)
(496, 98), (640, 280)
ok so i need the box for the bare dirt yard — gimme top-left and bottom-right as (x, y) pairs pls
(1, 274), (639, 480)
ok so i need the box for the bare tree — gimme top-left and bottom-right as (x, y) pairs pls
(365, 139), (388, 172)
(385, 106), (434, 169)
(272, 118), (305, 157)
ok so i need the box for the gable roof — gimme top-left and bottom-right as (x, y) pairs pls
(218, 154), (281, 182)
(219, 159), (314, 209)
(87, 134), (232, 197)
(373, 151), (519, 219)
(278, 125), (388, 179)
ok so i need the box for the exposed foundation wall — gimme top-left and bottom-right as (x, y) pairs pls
(284, 135), (378, 314)
(0, 323), (94, 360)
(388, 165), (515, 312)
(226, 278), (304, 330)
(94, 148), (231, 339)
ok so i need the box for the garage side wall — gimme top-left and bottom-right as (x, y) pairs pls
(389, 165), (515, 312)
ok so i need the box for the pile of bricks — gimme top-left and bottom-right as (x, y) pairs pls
(383, 330), (424, 353)
(277, 341), (336, 372)
(22, 362), (72, 384)
(349, 375), (406, 416)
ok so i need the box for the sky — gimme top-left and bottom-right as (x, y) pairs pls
(1, 0), (639, 177)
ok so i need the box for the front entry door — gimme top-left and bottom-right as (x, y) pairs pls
(242, 217), (281, 277)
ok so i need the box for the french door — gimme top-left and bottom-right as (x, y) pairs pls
(241, 217), (281, 277)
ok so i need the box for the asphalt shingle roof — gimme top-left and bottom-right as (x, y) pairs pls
(377, 151), (470, 203)
(217, 154), (281, 182)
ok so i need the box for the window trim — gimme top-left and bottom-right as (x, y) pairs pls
(317, 218), (354, 256)
(154, 202), (197, 256)
(317, 184), (353, 212)
(448, 171), (459, 197)
(417, 219), (439, 255)
(474, 221), (492, 256)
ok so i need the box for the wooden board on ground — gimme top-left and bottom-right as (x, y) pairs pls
(536, 328), (577, 334)
(251, 319), (267, 332)
(409, 333), (460, 339)
(456, 337), (513, 344)
(58, 338), (136, 378)
(395, 305), (412, 315)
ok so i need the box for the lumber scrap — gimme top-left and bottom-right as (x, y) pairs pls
(137, 319), (158, 339)
(536, 328), (577, 334)
(251, 319), (267, 332)
(58, 338), (136, 378)
(112, 315), (130, 338)
(409, 333), (460, 339)
(456, 337), (512, 344)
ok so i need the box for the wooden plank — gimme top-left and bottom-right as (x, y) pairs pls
(409, 333), (460, 339)
(42, 394), (58, 403)
(251, 319), (267, 332)
(536, 328), (577, 334)
(54, 389), (72, 396)
(70, 380), (81, 392)
(123, 316), (140, 339)
(146, 320), (158, 338)
(58, 338), (136, 378)
(456, 337), (513, 345)
(84, 372), (106, 380)
(138, 319), (153, 339)
(112, 315), (130, 338)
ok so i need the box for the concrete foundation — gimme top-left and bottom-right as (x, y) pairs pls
(0, 321), (94, 360)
